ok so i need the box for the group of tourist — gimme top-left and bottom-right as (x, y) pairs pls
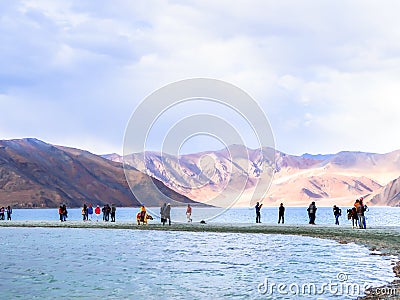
(57, 204), (116, 222)
(255, 202), (286, 224)
(253, 198), (367, 227)
(56, 200), (370, 226)
(0, 206), (12, 220)
(58, 204), (68, 222)
(82, 204), (116, 222)
(347, 197), (368, 229)
(159, 203), (172, 225)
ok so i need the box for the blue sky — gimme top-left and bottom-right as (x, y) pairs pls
(1, 1), (400, 155)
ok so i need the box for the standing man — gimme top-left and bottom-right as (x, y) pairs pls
(111, 204), (116, 222)
(333, 205), (341, 225)
(278, 203), (285, 224)
(307, 201), (317, 225)
(165, 203), (171, 226)
(160, 203), (166, 225)
(255, 202), (263, 223)
(6, 206), (12, 221)
(62, 204), (68, 221)
(357, 199), (367, 229)
(186, 204), (192, 222)
(105, 204), (111, 222)
(58, 205), (64, 222)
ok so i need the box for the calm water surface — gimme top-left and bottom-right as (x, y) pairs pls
(0, 227), (396, 299)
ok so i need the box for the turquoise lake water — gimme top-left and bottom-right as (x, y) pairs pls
(0, 207), (398, 299)
(0, 227), (396, 299)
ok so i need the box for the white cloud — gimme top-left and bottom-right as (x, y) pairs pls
(1, 0), (400, 155)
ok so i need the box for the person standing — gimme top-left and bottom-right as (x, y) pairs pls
(87, 204), (93, 221)
(160, 203), (166, 225)
(62, 204), (68, 221)
(102, 205), (107, 221)
(82, 204), (87, 221)
(58, 205), (64, 222)
(111, 204), (116, 222)
(307, 201), (317, 225)
(186, 204), (192, 222)
(255, 202), (263, 223)
(6, 206), (12, 221)
(333, 205), (341, 225)
(0, 207), (4, 220)
(357, 199), (367, 229)
(105, 204), (111, 222)
(164, 203), (171, 226)
(95, 205), (101, 222)
(278, 203), (285, 224)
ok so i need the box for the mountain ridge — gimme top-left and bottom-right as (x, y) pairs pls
(0, 138), (199, 208)
(111, 146), (400, 207)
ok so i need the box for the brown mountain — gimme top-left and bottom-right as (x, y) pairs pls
(113, 146), (400, 207)
(370, 176), (400, 207)
(0, 138), (197, 208)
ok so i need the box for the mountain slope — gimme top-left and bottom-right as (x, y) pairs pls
(0, 138), (197, 208)
(113, 146), (400, 207)
(370, 176), (400, 207)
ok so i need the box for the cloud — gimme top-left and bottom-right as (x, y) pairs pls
(0, 1), (400, 155)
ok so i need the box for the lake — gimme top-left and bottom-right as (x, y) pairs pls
(0, 227), (396, 299)
(1, 207), (398, 299)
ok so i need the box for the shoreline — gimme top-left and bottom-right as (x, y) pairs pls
(1, 221), (399, 299)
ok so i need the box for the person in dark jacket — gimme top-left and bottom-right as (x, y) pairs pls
(333, 205), (341, 225)
(164, 203), (171, 226)
(82, 204), (87, 221)
(307, 201), (317, 225)
(255, 202), (263, 223)
(111, 204), (116, 222)
(6, 206), (12, 221)
(278, 203), (285, 224)
(160, 203), (166, 225)
(62, 204), (68, 221)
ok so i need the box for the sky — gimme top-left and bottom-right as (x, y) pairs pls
(1, 0), (400, 156)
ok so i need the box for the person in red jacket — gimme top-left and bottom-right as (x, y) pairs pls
(94, 205), (101, 222)
(58, 205), (64, 222)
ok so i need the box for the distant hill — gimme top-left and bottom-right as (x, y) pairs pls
(370, 176), (400, 207)
(0, 138), (198, 208)
(109, 146), (400, 207)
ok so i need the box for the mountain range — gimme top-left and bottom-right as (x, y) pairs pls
(0, 138), (198, 208)
(1, 138), (399, 208)
(112, 145), (400, 207)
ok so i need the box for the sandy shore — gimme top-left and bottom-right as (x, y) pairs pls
(1, 221), (399, 299)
